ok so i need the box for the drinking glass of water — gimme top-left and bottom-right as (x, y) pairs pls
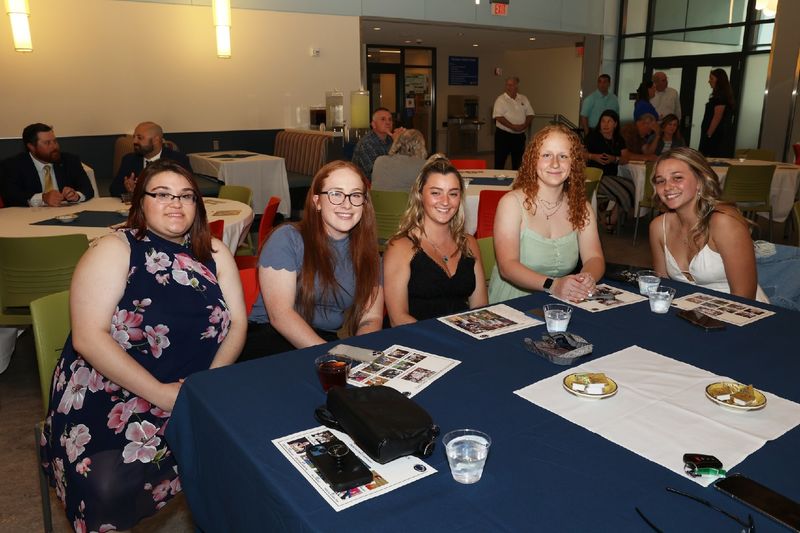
(648, 286), (676, 314)
(637, 270), (661, 295)
(443, 429), (492, 484)
(543, 304), (572, 333)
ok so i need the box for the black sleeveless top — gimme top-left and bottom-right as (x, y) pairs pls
(408, 249), (476, 321)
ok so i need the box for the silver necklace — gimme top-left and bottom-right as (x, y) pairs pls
(537, 195), (564, 220)
(426, 237), (453, 268)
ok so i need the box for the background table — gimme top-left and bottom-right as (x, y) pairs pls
(0, 197), (253, 254)
(189, 151), (291, 218)
(462, 169), (517, 235)
(167, 281), (799, 532)
(620, 159), (800, 222)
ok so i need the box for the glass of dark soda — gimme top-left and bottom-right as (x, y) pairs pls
(314, 354), (351, 392)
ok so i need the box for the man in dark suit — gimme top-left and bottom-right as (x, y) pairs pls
(0, 123), (95, 207)
(110, 121), (192, 197)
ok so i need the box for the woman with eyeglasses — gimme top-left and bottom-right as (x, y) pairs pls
(40, 160), (247, 531)
(383, 156), (488, 326)
(240, 160), (383, 359)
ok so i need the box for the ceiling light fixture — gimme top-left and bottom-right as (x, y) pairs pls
(529, 36), (536, 41)
(472, 43), (479, 47)
(212, 0), (231, 58)
(373, 27), (381, 31)
(5, 0), (32, 52)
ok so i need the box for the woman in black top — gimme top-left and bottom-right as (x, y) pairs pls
(584, 109), (634, 232)
(699, 68), (735, 158)
(383, 156), (487, 325)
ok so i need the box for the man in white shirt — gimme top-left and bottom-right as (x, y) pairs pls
(493, 77), (534, 170)
(650, 71), (681, 119)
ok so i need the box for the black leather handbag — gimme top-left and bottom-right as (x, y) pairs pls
(315, 386), (439, 464)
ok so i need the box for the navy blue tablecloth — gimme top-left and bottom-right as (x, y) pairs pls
(166, 280), (799, 532)
(468, 177), (514, 186)
(32, 210), (127, 228)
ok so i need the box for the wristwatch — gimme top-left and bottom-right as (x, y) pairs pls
(543, 277), (554, 293)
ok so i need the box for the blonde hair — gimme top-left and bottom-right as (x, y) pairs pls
(390, 155), (470, 256)
(388, 129), (427, 159)
(652, 147), (748, 245)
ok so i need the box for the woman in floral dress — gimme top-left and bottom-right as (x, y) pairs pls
(40, 160), (246, 531)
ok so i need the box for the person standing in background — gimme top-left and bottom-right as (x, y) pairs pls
(580, 74), (620, 137)
(651, 71), (682, 119)
(493, 76), (534, 170)
(699, 68), (736, 158)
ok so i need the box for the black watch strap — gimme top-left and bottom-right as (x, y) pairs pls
(543, 277), (554, 293)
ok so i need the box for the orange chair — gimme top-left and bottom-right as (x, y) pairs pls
(793, 143), (800, 165)
(450, 159), (487, 170)
(475, 190), (508, 239)
(238, 268), (259, 315)
(235, 196), (281, 270)
(209, 219), (225, 240)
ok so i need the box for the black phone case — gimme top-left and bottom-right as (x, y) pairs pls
(716, 474), (800, 530)
(677, 309), (727, 331)
(306, 440), (373, 492)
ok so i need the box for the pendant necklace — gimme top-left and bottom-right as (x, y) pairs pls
(537, 195), (564, 220)
(426, 236), (453, 276)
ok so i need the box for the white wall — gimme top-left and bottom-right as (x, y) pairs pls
(0, 0), (361, 137)
(435, 46), (583, 152)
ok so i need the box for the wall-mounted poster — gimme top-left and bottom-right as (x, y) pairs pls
(449, 56), (478, 86)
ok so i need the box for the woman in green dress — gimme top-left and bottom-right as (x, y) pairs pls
(489, 124), (605, 303)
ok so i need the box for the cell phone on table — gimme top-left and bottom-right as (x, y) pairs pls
(715, 474), (800, 530)
(676, 309), (727, 331)
(306, 438), (373, 492)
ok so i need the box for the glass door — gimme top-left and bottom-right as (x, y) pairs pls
(650, 58), (739, 148)
(366, 46), (437, 153)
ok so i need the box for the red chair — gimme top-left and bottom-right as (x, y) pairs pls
(209, 219), (225, 240)
(235, 196), (281, 270)
(450, 159), (487, 170)
(238, 268), (259, 315)
(475, 190), (508, 239)
(793, 143), (800, 165)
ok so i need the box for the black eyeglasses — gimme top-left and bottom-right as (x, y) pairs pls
(144, 191), (197, 205)
(319, 190), (366, 207)
(636, 487), (754, 533)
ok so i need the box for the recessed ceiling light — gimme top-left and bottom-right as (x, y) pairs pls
(404, 40), (412, 43)
(373, 27), (381, 31)
(529, 37), (536, 41)
(472, 43), (479, 47)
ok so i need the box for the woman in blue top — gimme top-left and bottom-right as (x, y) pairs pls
(241, 161), (383, 359)
(634, 80), (658, 121)
(489, 124), (604, 303)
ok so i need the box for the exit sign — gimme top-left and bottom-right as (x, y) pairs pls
(491, 1), (508, 16)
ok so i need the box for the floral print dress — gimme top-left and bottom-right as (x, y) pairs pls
(40, 230), (231, 532)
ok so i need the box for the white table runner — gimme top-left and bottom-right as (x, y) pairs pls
(515, 345), (800, 486)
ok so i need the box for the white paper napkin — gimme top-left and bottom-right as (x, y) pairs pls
(514, 346), (800, 486)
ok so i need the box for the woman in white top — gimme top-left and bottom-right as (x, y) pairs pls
(648, 147), (767, 301)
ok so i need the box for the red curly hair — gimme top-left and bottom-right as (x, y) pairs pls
(512, 124), (590, 231)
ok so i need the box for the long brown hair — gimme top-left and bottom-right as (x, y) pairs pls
(125, 160), (213, 262)
(297, 161), (379, 335)
(390, 155), (470, 256)
(652, 147), (747, 245)
(513, 124), (590, 230)
(710, 68), (735, 107)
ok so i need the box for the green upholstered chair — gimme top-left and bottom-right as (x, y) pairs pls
(31, 289), (71, 533)
(0, 234), (88, 326)
(734, 148), (776, 162)
(632, 161), (657, 247)
(371, 190), (409, 251)
(720, 164), (776, 241)
(584, 166), (603, 182)
(477, 237), (496, 285)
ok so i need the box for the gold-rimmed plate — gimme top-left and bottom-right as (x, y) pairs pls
(705, 382), (766, 411)
(562, 373), (618, 399)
